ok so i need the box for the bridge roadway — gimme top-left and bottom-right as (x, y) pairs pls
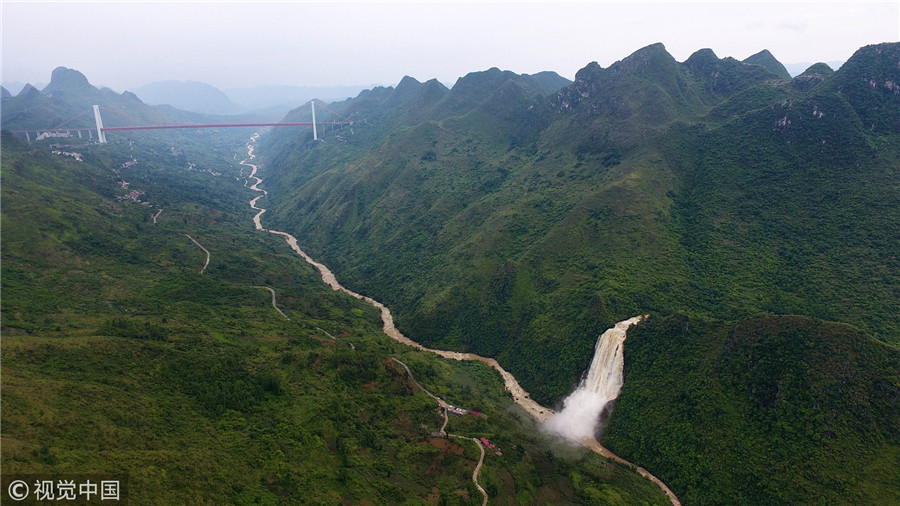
(10, 102), (351, 139)
(101, 121), (346, 131)
(10, 121), (350, 135)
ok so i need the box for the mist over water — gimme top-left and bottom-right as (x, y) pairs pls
(545, 316), (644, 441)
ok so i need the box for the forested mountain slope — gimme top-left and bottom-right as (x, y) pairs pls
(257, 42), (900, 503)
(605, 314), (899, 505)
(1, 67), (170, 131)
(1, 121), (666, 504)
(259, 42), (899, 399)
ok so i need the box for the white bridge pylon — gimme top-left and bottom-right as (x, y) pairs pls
(93, 105), (107, 143)
(311, 100), (318, 141)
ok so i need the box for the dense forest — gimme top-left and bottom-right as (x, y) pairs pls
(0, 92), (665, 502)
(256, 42), (900, 503)
(2, 41), (898, 504)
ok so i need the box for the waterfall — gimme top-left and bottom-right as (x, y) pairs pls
(545, 316), (644, 442)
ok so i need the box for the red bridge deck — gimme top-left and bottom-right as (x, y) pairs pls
(102, 121), (347, 131)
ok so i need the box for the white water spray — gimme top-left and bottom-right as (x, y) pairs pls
(545, 316), (645, 442)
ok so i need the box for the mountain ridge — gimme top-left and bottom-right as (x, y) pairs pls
(1, 66), (172, 132)
(250, 43), (899, 504)
(129, 80), (244, 115)
(257, 39), (899, 399)
(742, 49), (792, 79)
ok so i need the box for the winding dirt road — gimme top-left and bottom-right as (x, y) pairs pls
(390, 358), (448, 410)
(449, 434), (489, 506)
(392, 358), (487, 506)
(254, 286), (290, 320)
(240, 136), (680, 506)
(184, 233), (210, 274)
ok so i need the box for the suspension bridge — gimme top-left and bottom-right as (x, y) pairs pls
(10, 100), (351, 143)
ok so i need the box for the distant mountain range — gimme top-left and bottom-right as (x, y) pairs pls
(223, 84), (378, 113)
(2, 75), (380, 118)
(128, 80), (244, 115)
(2, 53), (843, 114)
(127, 80), (381, 116)
(0, 67), (290, 133)
(0, 82), (47, 95)
(784, 59), (845, 77)
(1, 67), (173, 132)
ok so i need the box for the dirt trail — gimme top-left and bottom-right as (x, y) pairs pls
(393, 358), (487, 505)
(241, 136), (679, 506)
(449, 435), (488, 506)
(254, 286), (289, 320)
(184, 234), (210, 274)
(313, 327), (355, 349)
(391, 358), (448, 409)
(391, 357), (449, 435)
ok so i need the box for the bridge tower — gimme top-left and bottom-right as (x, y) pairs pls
(311, 100), (318, 141)
(93, 105), (107, 143)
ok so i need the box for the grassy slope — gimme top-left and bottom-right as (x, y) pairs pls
(1, 132), (668, 504)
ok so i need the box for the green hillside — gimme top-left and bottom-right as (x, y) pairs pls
(256, 41), (900, 503)
(1, 67), (171, 132)
(259, 42), (898, 396)
(605, 314), (900, 505)
(4, 41), (898, 505)
(1, 108), (667, 503)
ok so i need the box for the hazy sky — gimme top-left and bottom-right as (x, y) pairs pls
(2, 1), (898, 92)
